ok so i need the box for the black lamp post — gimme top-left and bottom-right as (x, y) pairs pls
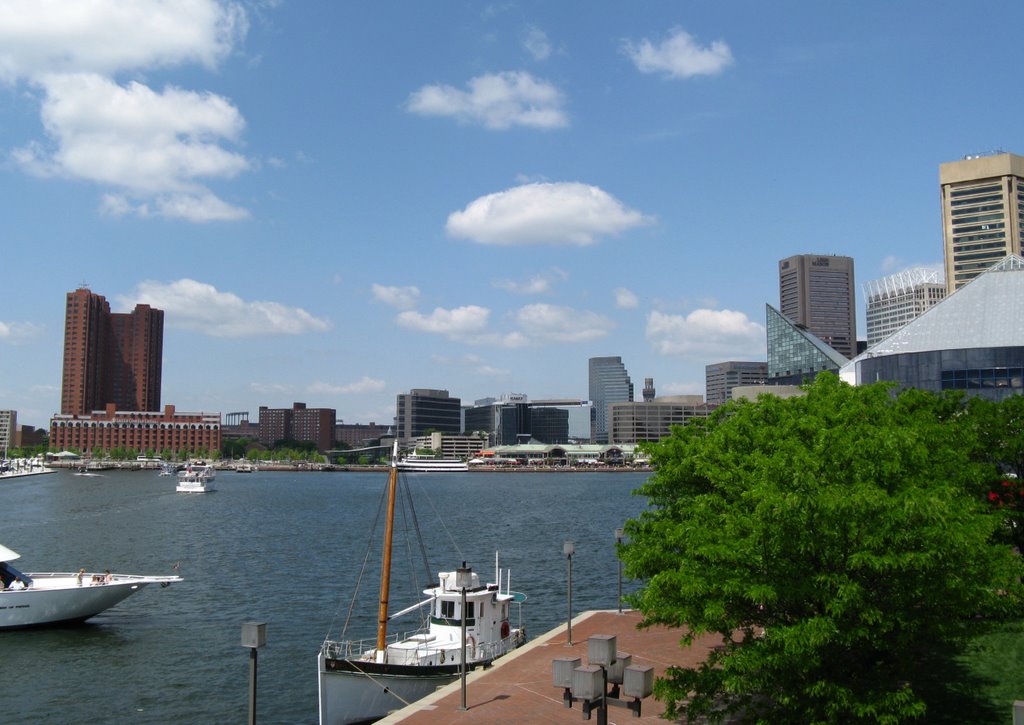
(563, 541), (575, 645)
(614, 527), (624, 614)
(241, 622), (267, 725)
(456, 562), (473, 711)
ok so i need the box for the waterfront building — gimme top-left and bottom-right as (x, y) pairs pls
(589, 356), (633, 444)
(221, 411), (259, 442)
(766, 304), (849, 385)
(0, 410), (15, 451)
(864, 268), (946, 347)
(395, 389), (461, 442)
(940, 151), (1024, 293)
(335, 421), (390, 448)
(49, 404), (221, 456)
(60, 287), (163, 415)
(778, 254), (857, 358)
(258, 402), (336, 452)
(412, 432), (485, 459)
(705, 361), (768, 406)
(481, 442), (639, 465)
(841, 255), (1024, 401)
(463, 394), (575, 446)
(608, 395), (714, 444)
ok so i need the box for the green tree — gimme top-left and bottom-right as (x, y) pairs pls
(621, 374), (1023, 724)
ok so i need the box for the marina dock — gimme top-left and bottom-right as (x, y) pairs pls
(379, 609), (721, 724)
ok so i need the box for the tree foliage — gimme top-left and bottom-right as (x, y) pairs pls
(621, 374), (1023, 723)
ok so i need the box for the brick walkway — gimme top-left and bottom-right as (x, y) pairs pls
(377, 610), (722, 724)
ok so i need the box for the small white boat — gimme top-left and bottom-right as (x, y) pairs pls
(235, 463), (256, 473)
(396, 455), (469, 473)
(318, 443), (526, 724)
(176, 464), (216, 493)
(0, 544), (182, 629)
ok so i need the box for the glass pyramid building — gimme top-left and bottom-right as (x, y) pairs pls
(766, 303), (850, 385)
(840, 255), (1024, 400)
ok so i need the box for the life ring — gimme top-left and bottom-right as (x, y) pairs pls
(500, 620), (510, 639)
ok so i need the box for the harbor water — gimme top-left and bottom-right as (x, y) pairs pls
(0, 467), (651, 723)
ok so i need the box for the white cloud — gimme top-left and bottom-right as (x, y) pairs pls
(0, 320), (41, 342)
(249, 382), (294, 395)
(623, 27), (734, 79)
(614, 287), (639, 309)
(119, 279), (331, 337)
(492, 267), (567, 295)
(406, 71), (567, 130)
(396, 305), (491, 337)
(372, 283), (421, 309)
(645, 309), (765, 358)
(0, 0), (246, 81)
(514, 303), (612, 343)
(446, 182), (653, 246)
(307, 377), (387, 395)
(0, 1), (252, 222)
(523, 26), (552, 61)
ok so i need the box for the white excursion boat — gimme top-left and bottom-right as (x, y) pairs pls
(0, 544), (182, 629)
(396, 455), (469, 473)
(317, 445), (527, 724)
(176, 464), (216, 493)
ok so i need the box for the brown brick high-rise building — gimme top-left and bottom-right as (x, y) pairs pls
(60, 287), (164, 415)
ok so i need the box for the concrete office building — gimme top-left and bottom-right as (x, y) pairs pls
(395, 389), (461, 442)
(608, 395), (714, 445)
(779, 254), (857, 359)
(0, 410), (15, 451)
(864, 268), (946, 348)
(842, 255), (1024, 401)
(60, 287), (163, 416)
(589, 356), (633, 444)
(705, 361), (768, 406)
(940, 151), (1024, 293)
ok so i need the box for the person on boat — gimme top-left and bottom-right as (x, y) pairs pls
(76, 568), (85, 586)
(103, 570), (113, 584)
(8, 578), (25, 590)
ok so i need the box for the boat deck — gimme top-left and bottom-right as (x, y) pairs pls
(377, 609), (722, 724)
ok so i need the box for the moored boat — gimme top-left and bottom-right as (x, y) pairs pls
(0, 457), (56, 480)
(317, 445), (526, 724)
(396, 455), (468, 473)
(176, 464), (216, 493)
(0, 544), (182, 629)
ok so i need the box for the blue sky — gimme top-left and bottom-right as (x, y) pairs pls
(1, 1), (1021, 429)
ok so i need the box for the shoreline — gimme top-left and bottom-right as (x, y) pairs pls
(44, 460), (652, 474)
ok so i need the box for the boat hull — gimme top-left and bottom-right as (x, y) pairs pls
(318, 652), (473, 724)
(0, 575), (180, 629)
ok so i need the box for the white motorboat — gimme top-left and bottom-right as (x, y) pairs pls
(396, 455), (469, 473)
(317, 444), (526, 724)
(0, 544), (182, 629)
(176, 464), (216, 493)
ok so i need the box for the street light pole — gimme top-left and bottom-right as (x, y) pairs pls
(563, 541), (575, 645)
(614, 528), (624, 614)
(241, 622), (267, 725)
(456, 563), (473, 712)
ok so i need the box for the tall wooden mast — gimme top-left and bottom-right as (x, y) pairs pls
(375, 442), (400, 660)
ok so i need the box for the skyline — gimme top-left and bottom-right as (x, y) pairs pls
(2, 1), (1022, 429)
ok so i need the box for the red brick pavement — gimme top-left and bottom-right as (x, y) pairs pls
(377, 610), (723, 725)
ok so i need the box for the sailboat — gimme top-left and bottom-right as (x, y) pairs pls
(317, 443), (527, 724)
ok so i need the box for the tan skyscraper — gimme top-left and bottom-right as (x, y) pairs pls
(778, 254), (856, 359)
(940, 151), (1024, 293)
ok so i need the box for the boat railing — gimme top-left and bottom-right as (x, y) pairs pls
(321, 627), (428, 659)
